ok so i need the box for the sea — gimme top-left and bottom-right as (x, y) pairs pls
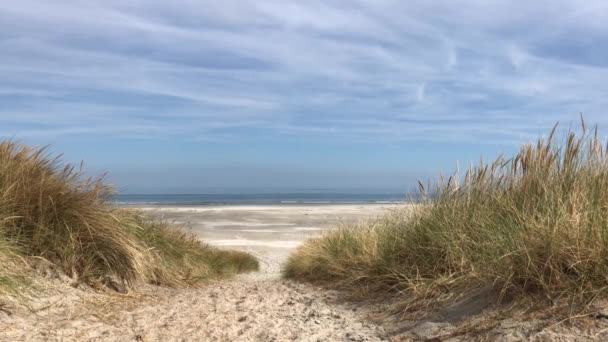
(113, 191), (414, 206)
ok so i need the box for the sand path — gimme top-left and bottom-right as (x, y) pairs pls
(104, 251), (387, 341)
(0, 250), (388, 341)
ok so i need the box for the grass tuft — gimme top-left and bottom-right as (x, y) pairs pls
(0, 239), (29, 296)
(130, 214), (258, 286)
(285, 118), (608, 314)
(0, 141), (258, 292)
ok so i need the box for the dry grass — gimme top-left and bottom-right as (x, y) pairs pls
(285, 118), (608, 314)
(0, 240), (29, 296)
(130, 214), (259, 287)
(0, 141), (258, 293)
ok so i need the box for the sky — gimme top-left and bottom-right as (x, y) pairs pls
(1, 1), (608, 194)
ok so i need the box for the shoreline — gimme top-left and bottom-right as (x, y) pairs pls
(115, 202), (408, 209)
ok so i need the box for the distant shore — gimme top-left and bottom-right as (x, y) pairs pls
(112, 192), (413, 207)
(115, 201), (408, 208)
(119, 202), (405, 209)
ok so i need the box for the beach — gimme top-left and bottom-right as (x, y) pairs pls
(4, 1), (604, 340)
(2, 203), (607, 341)
(0, 204), (397, 341)
(139, 204), (395, 275)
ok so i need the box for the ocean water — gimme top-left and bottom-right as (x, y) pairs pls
(113, 192), (411, 206)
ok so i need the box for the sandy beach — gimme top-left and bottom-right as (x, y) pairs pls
(5, 1), (606, 340)
(3, 203), (606, 341)
(0, 204), (397, 341)
(139, 204), (395, 275)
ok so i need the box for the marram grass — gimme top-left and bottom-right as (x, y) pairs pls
(131, 214), (260, 287)
(0, 141), (258, 293)
(285, 119), (608, 312)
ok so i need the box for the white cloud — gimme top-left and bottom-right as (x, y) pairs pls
(1, 0), (608, 144)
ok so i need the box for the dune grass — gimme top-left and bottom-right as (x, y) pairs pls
(131, 214), (259, 286)
(0, 141), (258, 293)
(0, 239), (29, 296)
(285, 119), (608, 313)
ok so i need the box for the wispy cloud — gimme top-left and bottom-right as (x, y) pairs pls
(2, 0), (608, 144)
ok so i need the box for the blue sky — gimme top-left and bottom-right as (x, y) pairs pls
(1, 1), (608, 193)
